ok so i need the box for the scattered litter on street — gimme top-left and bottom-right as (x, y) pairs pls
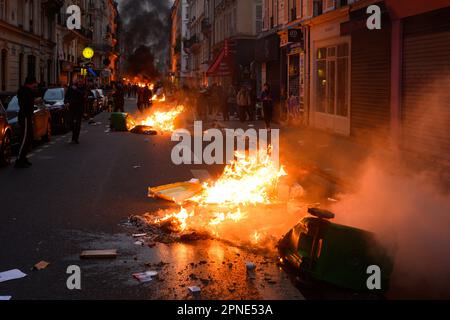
(133, 165), (141, 169)
(327, 197), (339, 202)
(188, 286), (201, 293)
(33, 261), (50, 270)
(148, 180), (204, 203)
(132, 233), (147, 238)
(134, 240), (144, 246)
(0, 269), (27, 283)
(133, 271), (158, 283)
(130, 125), (158, 135)
(80, 249), (118, 259)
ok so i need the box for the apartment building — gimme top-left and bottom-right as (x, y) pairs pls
(258, 0), (450, 165)
(170, 0), (189, 86)
(56, 0), (120, 86)
(0, 0), (60, 92)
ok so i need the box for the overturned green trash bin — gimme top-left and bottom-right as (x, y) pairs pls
(110, 112), (135, 131)
(278, 208), (394, 292)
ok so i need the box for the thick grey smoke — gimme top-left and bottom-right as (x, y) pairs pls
(119, 0), (172, 72)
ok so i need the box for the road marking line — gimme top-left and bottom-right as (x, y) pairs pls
(35, 149), (43, 153)
(43, 145), (50, 148)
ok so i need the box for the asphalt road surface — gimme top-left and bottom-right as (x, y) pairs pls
(0, 99), (310, 300)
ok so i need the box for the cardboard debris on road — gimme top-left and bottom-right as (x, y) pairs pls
(132, 233), (147, 238)
(188, 286), (201, 293)
(0, 269), (27, 283)
(80, 249), (118, 259)
(148, 180), (204, 204)
(33, 261), (50, 270)
(133, 271), (158, 283)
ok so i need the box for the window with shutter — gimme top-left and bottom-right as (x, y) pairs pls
(323, 0), (335, 12)
(256, 4), (263, 33)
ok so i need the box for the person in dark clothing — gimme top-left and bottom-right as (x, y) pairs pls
(113, 83), (125, 112)
(15, 77), (37, 168)
(65, 80), (86, 144)
(143, 86), (152, 109)
(261, 83), (274, 129)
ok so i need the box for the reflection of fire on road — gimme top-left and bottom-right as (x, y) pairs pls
(137, 148), (303, 249)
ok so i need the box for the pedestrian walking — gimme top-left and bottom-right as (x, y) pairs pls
(261, 83), (274, 129)
(15, 76), (37, 168)
(65, 80), (86, 144)
(236, 86), (251, 123)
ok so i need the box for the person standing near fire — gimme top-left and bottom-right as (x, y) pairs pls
(15, 77), (37, 168)
(65, 80), (86, 144)
(113, 83), (125, 112)
(143, 85), (152, 109)
(261, 83), (274, 130)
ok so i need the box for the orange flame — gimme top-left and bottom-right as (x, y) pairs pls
(139, 105), (184, 132)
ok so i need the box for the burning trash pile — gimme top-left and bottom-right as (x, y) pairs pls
(110, 104), (185, 135)
(132, 105), (184, 133)
(131, 148), (308, 250)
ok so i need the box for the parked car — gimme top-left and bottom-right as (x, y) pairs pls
(6, 96), (52, 146)
(0, 92), (16, 110)
(43, 87), (70, 132)
(0, 101), (12, 165)
(277, 208), (394, 292)
(86, 90), (101, 117)
(95, 89), (108, 110)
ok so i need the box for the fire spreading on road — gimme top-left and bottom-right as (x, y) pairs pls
(132, 148), (306, 250)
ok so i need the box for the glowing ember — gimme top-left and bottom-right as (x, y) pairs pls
(153, 207), (194, 232)
(139, 105), (184, 132)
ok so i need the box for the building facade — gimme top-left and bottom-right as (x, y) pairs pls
(0, 0), (61, 92)
(170, 0), (189, 86)
(56, 0), (120, 87)
(181, 0), (262, 87)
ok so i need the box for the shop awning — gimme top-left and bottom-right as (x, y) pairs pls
(206, 41), (234, 77)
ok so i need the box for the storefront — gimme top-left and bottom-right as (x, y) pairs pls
(399, 6), (450, 161)
(255, 32), (280, 97)
(310, 11), (351, 135)
(287, 42), (305, 112)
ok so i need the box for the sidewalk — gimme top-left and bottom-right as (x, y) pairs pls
(212, 119), (367, 190)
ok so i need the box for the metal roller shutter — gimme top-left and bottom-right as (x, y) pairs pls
(351, 27), (391, 141)
(402, 7), (450, 163)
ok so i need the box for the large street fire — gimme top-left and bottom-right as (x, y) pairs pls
(140, 148), (295, 247)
